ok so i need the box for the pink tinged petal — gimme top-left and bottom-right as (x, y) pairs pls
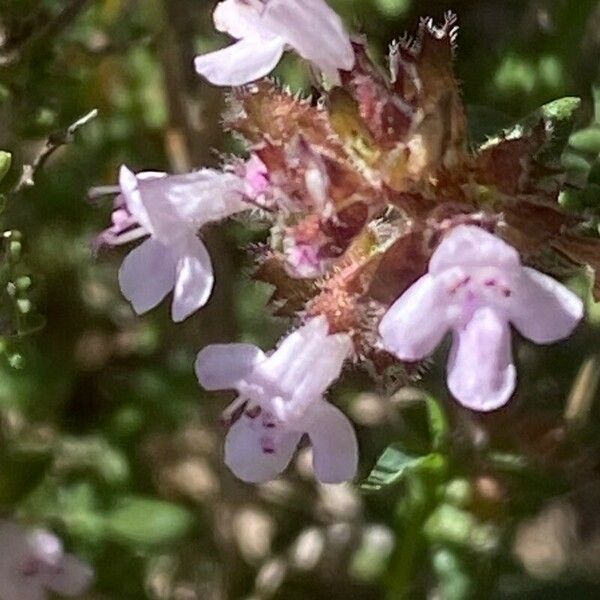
(447, 307), (516, 412)
(194, 36), (286, 86)
(213, 0), (265, 38)
(244, 155), (270, 197)
(171, 237), (214, 322)
(305, 401), (358, 483)
(225, 416), (302, 483)
(263, 0), (355, 76)
(263, 318), (352, 417)
(195, 344), (266, 391)
(44, 554), (93, 597)
(142, 170), (248, 225)
(430, 226), (520, 275)
(118, 165), (154, 233)
(379, 274), (451, 361)
(118, 238), (177, 315)
(0, 521), (38, 600)
(508, 267), (584, 344)
(0, 582), (43, 600)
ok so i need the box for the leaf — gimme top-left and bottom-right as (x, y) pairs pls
(528, 96), (581, 163)
(425, 394), (449, 450)
(424, 504), (499, 553)
(480, 97), (581, 166)
(361, 446), (445, 491)
(569, 126), (600, 154)
(0, 151), (11, 183)
(105, 496), (194, 546)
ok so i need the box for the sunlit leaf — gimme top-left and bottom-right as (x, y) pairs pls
(106, 496), (194, 546)
(362, 446), (445, 491)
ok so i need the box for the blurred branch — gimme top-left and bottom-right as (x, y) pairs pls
(0, 0), (91, 65)
(11, 109), (98, 196)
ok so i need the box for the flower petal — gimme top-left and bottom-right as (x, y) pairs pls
(447, 307), (516, 411)
(118, 238), (176, 315)
(430, 226), (520, 275)
(44, 554), (94, 596)
(195, 344), (266, 391)
(305, 401), (358, 483)
(122, 169), (247, 236)
(509, 267), (584, 344)
(263, 0), (354, 77)
(0, 521), (38, 600)
(263, 317), (352, 418)
(195, 36), (285, 86)
(172, 237), (214, 322)
(118, 165), (154, 233)
(213, 0), (264, 39)
(225, 415), (302, 483)
(379, 274), (451, 361)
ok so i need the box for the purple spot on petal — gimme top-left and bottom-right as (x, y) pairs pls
(260, 436), (275, 454)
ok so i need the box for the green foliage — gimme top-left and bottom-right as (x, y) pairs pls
(105, 497), (194, 547)
(363, 395), (449, 491)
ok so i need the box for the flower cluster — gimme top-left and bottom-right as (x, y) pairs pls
(0, 520), (92, 600)
(93, 0), (595, 485)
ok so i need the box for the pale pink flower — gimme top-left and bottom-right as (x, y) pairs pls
(379, 226), (584, 411)
(195, 317), (357, 483)
(94, 164), (252, 322)
(194, 0), (355, 86)
(0, 521), (93, 600)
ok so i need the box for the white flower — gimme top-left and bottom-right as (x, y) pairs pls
(95, 165), (252, 322)
(379, 226), (584, 411)
(194, 0), (355, 86)
(0, 521), (93, 600)
(195, 317), (357, 483)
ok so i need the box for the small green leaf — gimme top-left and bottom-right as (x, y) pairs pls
(486, 451), (529, 473)
(444, 479), (473, 508)
(424, 504), (499, 554)
(362, 446), (445, 491)
(482, 97), (581, 163)
(432, 547), (474, 600)
(559, 184), (600, 212)
(570, 126), (600, 154)
(425, 395), (449, 450)
(105, 496), (194, 546)
(0, 152), (11, 183)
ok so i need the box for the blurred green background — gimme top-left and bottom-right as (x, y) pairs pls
(1, 1), (600, 598)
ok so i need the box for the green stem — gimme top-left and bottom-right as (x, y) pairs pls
(386, 475), (430, 600)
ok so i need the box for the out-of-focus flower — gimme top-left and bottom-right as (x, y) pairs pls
(94, 163), (256, 322)
(194, 0), (355, 86)
(0, 521), (93, 600)
(379, 225), (584, 411)
(195, 316), (357, 483)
